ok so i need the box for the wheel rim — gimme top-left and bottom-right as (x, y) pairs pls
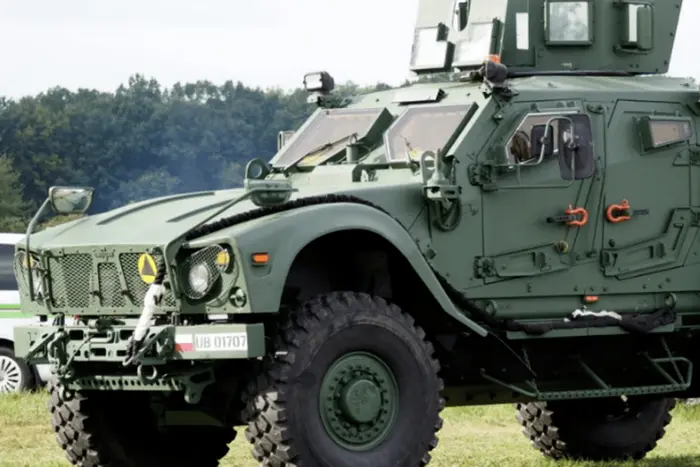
(319, 351), (399, 451)
(0, 356), (23, 393)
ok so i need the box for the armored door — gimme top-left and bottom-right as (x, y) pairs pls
(478, 103), (600, 284)
(599, 100), (695, 280)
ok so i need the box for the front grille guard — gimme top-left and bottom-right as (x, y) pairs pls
(15, 250), (177, 313)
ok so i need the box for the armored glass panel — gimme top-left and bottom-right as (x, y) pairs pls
(295, 134), (356, 168)
(649, 120), (693, 147)
(454, 22), (494, 67)
(506, 114), (562, 165)
(516, 12), (530, 50)
(385, 104), (475, 161)
(0, 245), (18, 291)
(273, 108), (387, 168)
(452, 0), (507, 67)
(547, 2), (591, 43)
(410, 26), (452, 71)
(466, 0), (507, 22)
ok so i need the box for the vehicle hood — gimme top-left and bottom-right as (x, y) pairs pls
(26, 179), (423, 251)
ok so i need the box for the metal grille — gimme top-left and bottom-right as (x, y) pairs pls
(119, 253), (176, 307)
(120, 253), (148, 306)
(16, 251), (180, 311)
(49, 254), (93, 308)
(98, 263), (125, 308)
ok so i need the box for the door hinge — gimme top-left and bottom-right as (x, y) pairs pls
(689, 146), (700, 165)
(467, 163), (498, 191)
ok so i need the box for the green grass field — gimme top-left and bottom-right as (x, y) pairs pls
(1, 392), (699, 466)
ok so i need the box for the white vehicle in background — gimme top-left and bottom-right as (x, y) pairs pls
(0, 232), (51, 393)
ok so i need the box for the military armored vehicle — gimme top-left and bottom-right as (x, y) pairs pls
(11, 0), (699, 465)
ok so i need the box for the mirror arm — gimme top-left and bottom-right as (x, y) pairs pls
(24, 197), (51, 302)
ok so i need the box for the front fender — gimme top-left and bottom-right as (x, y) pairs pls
(228, 202), (488, 337)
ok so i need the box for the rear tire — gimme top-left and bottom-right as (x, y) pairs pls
(0, 346), (34, 393)
(516, 397), (675, 461)
(47, 378), (236, 467)
(244, 291), (444, 466)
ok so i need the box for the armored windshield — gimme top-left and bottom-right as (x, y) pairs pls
(270, 108), (391, 168)
(384, 103), (478, 161)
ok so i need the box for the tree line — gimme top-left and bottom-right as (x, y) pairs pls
(0, 72), (458, 233)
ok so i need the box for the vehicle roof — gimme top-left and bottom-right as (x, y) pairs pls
(0, 233), (25, 245)
(349, 75), (698, 111)
(507, 74), (698, 95)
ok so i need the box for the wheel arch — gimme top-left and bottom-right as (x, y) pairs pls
(235, 203), (487, 336)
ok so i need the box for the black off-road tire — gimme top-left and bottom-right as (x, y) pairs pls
(516, 397), (676, 461)
(47, 378), (236, 467)
(243, 291), (444, 467)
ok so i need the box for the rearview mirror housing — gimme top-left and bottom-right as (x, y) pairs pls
(48, 186), (94, 215)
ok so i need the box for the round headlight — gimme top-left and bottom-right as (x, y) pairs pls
(188, 263), (211, 297)
(15, 252), (43, 296)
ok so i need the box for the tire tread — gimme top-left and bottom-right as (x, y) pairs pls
(242, 291), (445, 467)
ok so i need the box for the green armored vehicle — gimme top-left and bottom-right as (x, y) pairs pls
(12, 0), (699, 465)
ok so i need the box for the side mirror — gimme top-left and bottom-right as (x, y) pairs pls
(621, 3), (653, 51)
(48, 186), (94, 215)
(530, 124), (555, 160)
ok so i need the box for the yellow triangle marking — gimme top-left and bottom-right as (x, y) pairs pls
(137, 253), (158, 284)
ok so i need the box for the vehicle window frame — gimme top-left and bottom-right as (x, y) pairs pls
(504, 110), (596, 181)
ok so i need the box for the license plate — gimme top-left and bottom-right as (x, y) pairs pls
(193, 333), (248, 352)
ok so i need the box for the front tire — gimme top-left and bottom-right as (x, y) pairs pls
(47, 378), (236, 467)
(516, 397), (675, 461)
(244, 292), (444, 466)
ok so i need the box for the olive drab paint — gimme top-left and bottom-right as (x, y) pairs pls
(10, 0), (700, 465)
(409, 0), (682, 75)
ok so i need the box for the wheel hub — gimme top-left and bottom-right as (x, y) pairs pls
(0, 356), (22, 393)
(319, 351), (398, 451)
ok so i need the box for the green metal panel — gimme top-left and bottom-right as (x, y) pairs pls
(601, 100), (694, 278)
(408, 0), (684, 75)
(477, 101), (598, 283)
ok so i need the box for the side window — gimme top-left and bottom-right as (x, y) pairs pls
(505, 112), (595, 180)
(0, 245), (18, 291)
(506, 114), (561, 165)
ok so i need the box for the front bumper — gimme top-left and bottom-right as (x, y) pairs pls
(14, 322), (265, 366)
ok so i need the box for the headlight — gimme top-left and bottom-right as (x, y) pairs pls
(188, 263), (211, 297)
(181, 244), (235, 300)
(14, 251), (43, 297)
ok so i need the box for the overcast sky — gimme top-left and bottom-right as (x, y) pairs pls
(0, 0), (697, 98)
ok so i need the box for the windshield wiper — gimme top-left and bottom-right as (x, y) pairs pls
(283, 133), (358, 173)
